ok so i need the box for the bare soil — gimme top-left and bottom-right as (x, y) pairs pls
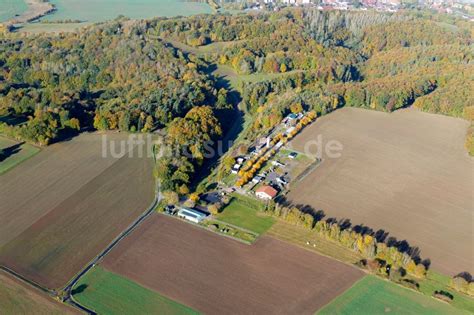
(103, 214), (364, 315)
(0, 132), (155, 289)
(287, 107), (474, 275)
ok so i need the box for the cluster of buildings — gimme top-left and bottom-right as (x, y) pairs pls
(229, 111), (306, 201)
(245, 0), (401, 12)
(423, 0), (474, 20)
(244, 0), (474, 18)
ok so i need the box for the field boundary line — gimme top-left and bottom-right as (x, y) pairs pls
(292, 158), (323, 185)
(159, 213), (255, 245)
(0, 265), (53, 294)
(0, 266), (83, 313)
(0, 142), (41, 176)
(315, 275), (369, 314)
(63, 178), (161, 314)
(210, 218), (259, 236)
(265, 230), (362, 273)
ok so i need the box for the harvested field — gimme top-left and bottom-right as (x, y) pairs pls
(103, 214), (364, 315)
(287, 107), (474, 275)
(0, 270), (79, 314)
(0, 132), (155, 289)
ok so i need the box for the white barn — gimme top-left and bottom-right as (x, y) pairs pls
(177, 208), (207, 224)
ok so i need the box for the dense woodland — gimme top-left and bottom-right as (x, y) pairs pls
(0, 20), (221, 145)
(0, 9), (473, 190)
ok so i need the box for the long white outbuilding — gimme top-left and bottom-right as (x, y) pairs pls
(177, 208), (207, 224)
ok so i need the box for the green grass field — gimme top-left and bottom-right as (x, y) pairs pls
(268, 221), (474, 314)
(217, 194), (275, 235)
(0, 137), (40, 175)
(416, 272), (474, 313)
(73, 266), (199, 315)
(318, 275), (468, 315)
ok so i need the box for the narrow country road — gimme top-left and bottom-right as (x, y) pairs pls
(64, 181), (161, 314)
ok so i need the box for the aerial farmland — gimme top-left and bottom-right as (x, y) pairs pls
(287, 107), (474, 275)
(0, 270), (79, 314)
(1, 1), (474, 313)
(90, 214), (364, 314)
(0, 132), (155, 289)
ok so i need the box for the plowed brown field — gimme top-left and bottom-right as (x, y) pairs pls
(0, 132), (155, 289)
(103, 214), (364, 315)
(287, 108), (474, 275)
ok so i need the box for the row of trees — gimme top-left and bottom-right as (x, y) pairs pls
(236, 112), (316, 187)
(261, 200), (428, 279)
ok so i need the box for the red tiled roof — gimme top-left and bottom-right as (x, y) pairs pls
(256, 185), (278, 198)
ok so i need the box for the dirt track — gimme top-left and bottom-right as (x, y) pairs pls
(0, 132), (155, 289)
(287, 108), (474, 275)
(103, 214), (363, 315)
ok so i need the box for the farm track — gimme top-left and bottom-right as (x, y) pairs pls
(64, 181), (161, 314)
(0, 179), (160, 315)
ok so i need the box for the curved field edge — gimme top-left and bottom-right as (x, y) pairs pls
(317, 275), (470, 315)
(72, 266), (199, 315)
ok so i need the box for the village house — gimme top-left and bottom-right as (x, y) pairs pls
(255, 185), (278, 200)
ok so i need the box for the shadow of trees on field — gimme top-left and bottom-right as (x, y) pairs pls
(0, 143), (22, 162)
(277, 196), (430, 269)
(71, 284), (88, 296)
(455, 272), (472, 282)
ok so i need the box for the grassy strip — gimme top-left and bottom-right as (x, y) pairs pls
(72, 266), (199, 315)
(317, 275), (468, 315)
(202, 219), (257, 244)
(415, 272), (474, 313)
(267, 221), (363, 264)
(217, 194), (274, 235)
(0, 137), (40, 175)
(268, 221), (474, 313)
